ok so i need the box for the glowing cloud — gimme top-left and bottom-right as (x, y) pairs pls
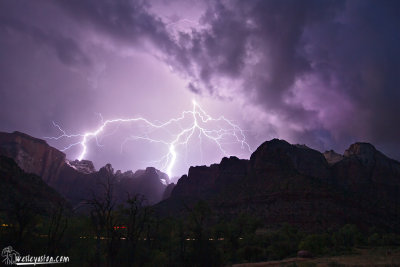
(46, 100), (251, 177)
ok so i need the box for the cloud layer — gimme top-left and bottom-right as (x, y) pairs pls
(168, 0), (400, 156)
(1, 0), (399, 170)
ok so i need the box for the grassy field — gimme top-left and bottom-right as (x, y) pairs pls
(233, 247), (400, 267)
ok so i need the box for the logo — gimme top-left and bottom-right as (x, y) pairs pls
(2, 246), (20, 265)
(1, 246), (69, 265)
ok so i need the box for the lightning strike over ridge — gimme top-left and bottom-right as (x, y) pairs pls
(46, 100), (252, 177)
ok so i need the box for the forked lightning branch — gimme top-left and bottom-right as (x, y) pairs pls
(45, 100), (251, 177)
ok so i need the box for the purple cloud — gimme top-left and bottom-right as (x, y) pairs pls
(0, 0), (399, 177)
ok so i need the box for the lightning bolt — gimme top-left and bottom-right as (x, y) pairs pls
(45, 100), (251, 177)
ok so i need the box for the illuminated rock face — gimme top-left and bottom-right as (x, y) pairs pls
(0, 131), (169, 206)
(67, 159), (96, 174)
(0, 131), (66, 184)
(323, 150), (344, 165)
(54, 163), (168, 206)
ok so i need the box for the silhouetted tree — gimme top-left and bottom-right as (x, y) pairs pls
(185, 200), (221, 266)
(87, 176), (121, 267)
(121, 194), (151, 266)
(47, 200), (68, 255)
(2, 195), (38, 248)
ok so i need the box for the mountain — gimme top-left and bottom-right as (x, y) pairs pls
(53, 162), (169, 206)
(0, 131), (66, 184)
(159, 139), (400, 232)
(0, 155), (66, 215)
(0, 131), (169, 206)
(323, 150), (343, 165)
(2, 131), (399, 232)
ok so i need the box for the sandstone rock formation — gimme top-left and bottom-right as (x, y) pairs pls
(67, 159), (96, 174)
(323, 150), (344, 165)
(0, 155), (67, 214)
(0, 131), (170, 207)
(161, 139), (400, 232)
(0, 131), (66, 184)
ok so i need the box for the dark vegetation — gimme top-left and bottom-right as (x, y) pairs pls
(1, 199), (400, 266)
(1, 158), (399, 267)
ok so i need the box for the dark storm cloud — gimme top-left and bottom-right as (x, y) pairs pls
(1, 0), (399, 161)
(0, 0), (178, 134)
(55, 0), (197, 77)
(321, 1), (400, 143)
(167, 0), (400, 158)
(56, 0), (178, 54)
(0, 0), (98, 138)
(0, 16), (91, 67)
(172, 0), (347, 115)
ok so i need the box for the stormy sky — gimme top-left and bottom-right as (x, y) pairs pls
(1, 0), (399, 178)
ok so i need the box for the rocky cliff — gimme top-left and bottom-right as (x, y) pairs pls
(0, 131), (169, 207)
(0, 155), (67, 214)
(0, 131), (66, 184)
(323, 150), (343, 165)
(161, 139), (400, 232)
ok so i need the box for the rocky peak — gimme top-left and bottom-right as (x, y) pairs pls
(250, 138), (329, 179)
(0, 131), (171, 206)
(323, 150), (344, 165)
(171, 164), (220, 198)
(67, 159), (96, 174)
(160, 138), (400, 232)
(141, 167), (169, 184)
(251, 139), (291, 156)
(116, 170), (134, 179)
(295, 144), (310, 149)
(116, 167), (169, 185)
(140, 167), (163, 184)
(187, 164), (219, 181)
(0, 131), (66, 184)
(220, 156), (247, 169)
(157, 171), (170, 185)
(145, 167), (157, 175)
(12, 131), (48, 144)
(344, 142), (377, 166)
(99, 163), (114, 175)
(218, 156), (249, 182)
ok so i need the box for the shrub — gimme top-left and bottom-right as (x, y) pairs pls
(299, 233), (331, 255)
(333, 224), (363, 250)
